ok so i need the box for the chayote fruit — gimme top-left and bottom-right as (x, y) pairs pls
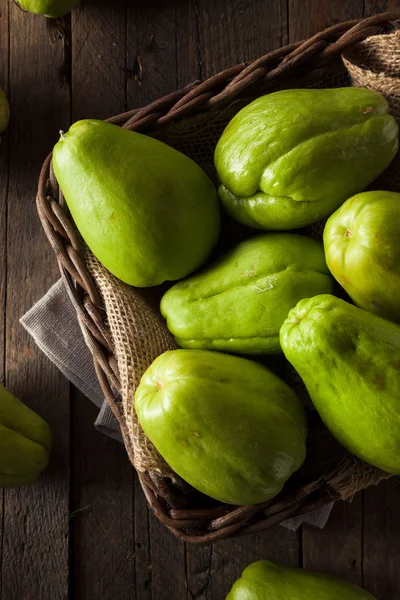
(161, 233), (334, 354)
(280, 294), (400, 474)
(18, 0), (79, 17)
(215, 88), (398, 230)
(53, 120), (220, 287)
(135, 349), (307, 505)
(227, 560), (376, 599)
(0, 87), (9, 134)
(0, 383), (52, 487)
(324, 190), (400, 324)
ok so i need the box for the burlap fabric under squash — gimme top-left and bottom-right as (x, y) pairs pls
(83, 31), (400, 482)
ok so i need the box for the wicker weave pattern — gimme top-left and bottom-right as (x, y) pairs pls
(37, 13), (399, 543)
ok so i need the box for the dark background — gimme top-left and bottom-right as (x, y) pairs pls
(0, 0), (400, 598)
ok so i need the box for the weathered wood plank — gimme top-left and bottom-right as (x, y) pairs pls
(364, 0), (400, 17)
(70, 2), (136, 598)
(70, 394), (135, 599)
(302, 500), (364, 585)
(146, 513), (186, 600)
(288, 0), (364, 43)
(288, 0), (365, 584)
(176, 0), (200, 86)
(186, 527), (300, 600)
(288, 0), (368, 588)
(198, 0), (288, 76)
(127, 0), (178, 107)
(126, 3), (188, 597)
(3, 6), (71, 599)
(363, 479), (400, 598)
(183, 3), (301, 598)
(360, 1), (400, 595)
(133, 477), (152, 600)
(72, 0), (127, 120)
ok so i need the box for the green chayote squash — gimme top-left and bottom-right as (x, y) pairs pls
(135, 350), (307, 505)
(280, 294), (400, 474)
(227, 560), (376, 599)
(18, 0), (79, 17)
(324, 190), (400, 324)
(0, 383), (52, 487)
(161, 233), (334, 354)
(53, 120), (220, 287)
(215, 88), (398, 230)
(0, 87), (9, 134)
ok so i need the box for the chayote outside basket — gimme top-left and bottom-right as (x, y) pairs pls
(37, 12), (400, 544)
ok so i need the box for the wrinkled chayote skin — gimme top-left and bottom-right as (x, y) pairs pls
(280, 294), (400, 474)
(18, 0), (79, 17)
(53, 120), (220, 287)
(161, 233), (334, 354)
(0, 383), (52, 487)
(215, 88), (398, 230)
(227, 560), (376, 600)
(0, 87), (9, 134)
(135, 350), (307, 505)
(324, 190), (400, 324)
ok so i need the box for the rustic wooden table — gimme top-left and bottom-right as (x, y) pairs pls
(1, 1), (400, 598)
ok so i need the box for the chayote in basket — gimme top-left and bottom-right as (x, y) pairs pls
(135, 349), (307, 505)
(324, 190), (400, 324)
(161, 233), (334, 354)
(53, 120), (220, 287)
(227, 560), (376, 599)
(281, 294), (400, 474)
(0, 383), (52, 487)
(215, 87), (398, 230)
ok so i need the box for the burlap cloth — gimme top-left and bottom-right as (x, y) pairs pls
(26, 30), (400, 502)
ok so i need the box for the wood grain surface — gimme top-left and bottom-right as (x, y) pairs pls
(0, 0), (399, 598)
(3, 4), (70, 599)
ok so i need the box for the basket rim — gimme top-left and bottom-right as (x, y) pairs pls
(36, 12), (399, 544)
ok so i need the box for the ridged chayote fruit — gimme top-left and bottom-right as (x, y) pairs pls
(280, 294), (400, 474)
(18, 0), (79, 17)
(135, 349), (307, 505)
(161, 233), (334, 354)
(324, 190), (400, 324)
(0, 383), (52, 487)
(53, 120), (220, 287)
(0, 87), (9, 134)
(215, 88), (398, 230)
(227, 560), (376, 599)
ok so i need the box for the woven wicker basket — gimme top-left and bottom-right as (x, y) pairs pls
(37, 12), (400, 544)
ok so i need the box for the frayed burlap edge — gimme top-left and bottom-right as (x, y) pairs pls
(330, 458), (392, 500)
(84, 250), (177, 477)
(343, 30), (400, 192)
